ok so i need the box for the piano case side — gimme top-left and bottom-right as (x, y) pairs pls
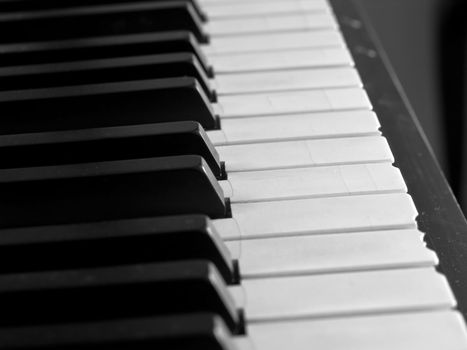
(330, 0), (467, 323)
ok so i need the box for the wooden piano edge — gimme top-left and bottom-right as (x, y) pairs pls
(329, 0), (467, 323)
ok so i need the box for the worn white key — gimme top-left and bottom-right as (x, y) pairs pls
(238, 311), (467, 350)
(214, 88), (372, 118)
(211, 48), (353, 74)
(214, 193), (417, 240)
(213, 67), (362, 95)
(219, 163), (405, 203)
(227, 229), (437, 278)
(205, 1), (330, 18)
(206, 13), (337, 36)
(204, 31), (344, 55)
(218, 136), (393, 172)
(229, 268), (455, 322)
(209, 110), (380, 146)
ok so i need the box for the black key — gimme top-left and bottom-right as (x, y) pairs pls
(0, 2), (208, 44)
(0, 32), (213, 75)
(0, 77), (218, 134)
(0, 155), (227, 228)
(0, 261), (240, 332)
(0, 121), (224, 178)
(0, 215), (236, 283)
(0, 314), (235, 350)
(0, 0), (208, 22)
(0, 53), (215, 101)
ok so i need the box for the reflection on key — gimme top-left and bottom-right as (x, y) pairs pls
(206, 13), (338, 36)
(213, 67), (362, 95)
(215, 88), (372, 118)
(211, 48), (354, 74)
(218, 136), (393, 172)
(227, 229), (437, 278)
(230, 268), (455, 322)
(242, 311), (467, 350)
(205, 1), (330, 19)
(205, 31), (345, 55)
(216, 193), (417, 240)
(209, 110), (380, 146)
(219, 163), (406, 202)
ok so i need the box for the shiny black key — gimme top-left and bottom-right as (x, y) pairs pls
(0, 77), (218, 134)
(0, 155), (227, 228)
(0, 215), (235, 283)
(0, 314), (235, 350)
(0, 2), (208, 44)
(0, 121), (224, 178)
(0, 0), (207, 22)
(0, 261), (240, 332)
(0, 32), (212, 75)
(0, 53), (215, 101)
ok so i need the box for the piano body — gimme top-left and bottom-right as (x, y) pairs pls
(0, 0), (466, 348)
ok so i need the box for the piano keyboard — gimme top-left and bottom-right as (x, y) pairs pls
(0, 0), (466, 349)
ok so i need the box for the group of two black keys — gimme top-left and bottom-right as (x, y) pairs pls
(0, 1), (247, 349)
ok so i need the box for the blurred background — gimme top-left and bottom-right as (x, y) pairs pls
(355, 0), (467, 211)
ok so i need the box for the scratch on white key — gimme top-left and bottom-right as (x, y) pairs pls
(337, 165), (352, 195)
(304, 140), (317, 167)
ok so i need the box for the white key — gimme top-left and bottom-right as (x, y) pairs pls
(209, 110), (380, 146)
(218, 136), (393, 172)
(206, 13), (337, 36)
(214, 88), (372, 118)
(200, 0), (315, 4)
(239, 311), (467, 350)
(211, 48), (354, 74)
(205, 1), (330, 18)
(227, 229), (437, 278)
(215, 193), (417, 240)
(229, 268), (455, 321)
(219, 163), (406, 203)
(213, 67), (362, 95)
(205, 31), (345, 55)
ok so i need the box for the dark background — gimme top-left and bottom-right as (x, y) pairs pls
(356, 0), (467, 209)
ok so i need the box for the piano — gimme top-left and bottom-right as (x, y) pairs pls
(0, 0), (466, 348)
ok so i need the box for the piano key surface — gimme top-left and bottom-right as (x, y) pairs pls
(206, 13), (338, 36)
(227, 229), (438, 278)
(218, 136), (393, 172)
(241, 310), (467, 350)
(210, 47), (354, 73)
(230, 267), (455, 322)
(219, 163), (406, 202)
(214, 87), (372, 117)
